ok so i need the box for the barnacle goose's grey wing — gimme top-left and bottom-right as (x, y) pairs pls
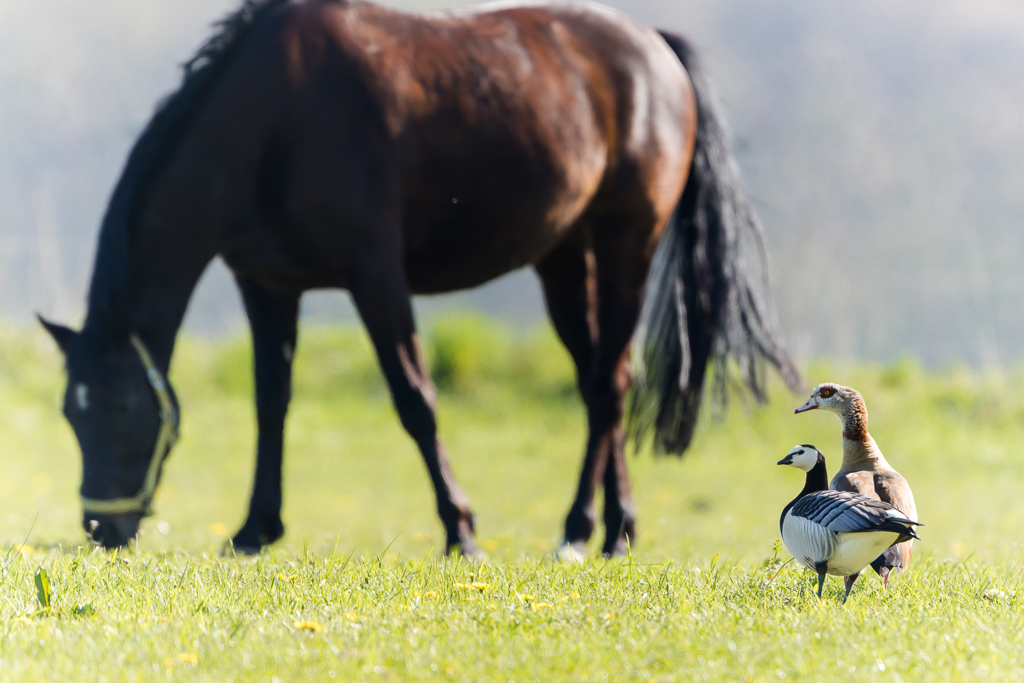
(790, 490), (919, 537)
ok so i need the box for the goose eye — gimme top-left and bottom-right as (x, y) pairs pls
(819, 388), (834, 398)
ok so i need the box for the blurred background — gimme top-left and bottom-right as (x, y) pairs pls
(4, 0), (1024, 366)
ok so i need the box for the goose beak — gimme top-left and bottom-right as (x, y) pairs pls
(794, 397), (818, 414)
(776, 455), (793, 466)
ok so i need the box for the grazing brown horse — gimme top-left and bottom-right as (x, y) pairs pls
(40, 0), (799, 555)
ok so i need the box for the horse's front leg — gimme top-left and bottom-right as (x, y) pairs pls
(350, 255), (480, 557)
(230, 275), (300, 553)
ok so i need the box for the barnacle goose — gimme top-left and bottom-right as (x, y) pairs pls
(777, 444), (921, 603)
(795, 383), (918, 588)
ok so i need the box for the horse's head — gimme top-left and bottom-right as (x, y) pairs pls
(40, 317), (178, 548)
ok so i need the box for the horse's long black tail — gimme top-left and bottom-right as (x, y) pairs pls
(627, 31), (802, 455)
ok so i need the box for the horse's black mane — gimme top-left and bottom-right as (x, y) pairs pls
(86, 0), (293, 320)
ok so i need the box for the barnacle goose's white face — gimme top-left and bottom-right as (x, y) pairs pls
(777, 445), (821, 472)
(794, 383), (855, 415)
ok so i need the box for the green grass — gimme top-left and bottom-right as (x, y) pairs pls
(1, 319), (1024, 680)
(3, 550), (1024, 681)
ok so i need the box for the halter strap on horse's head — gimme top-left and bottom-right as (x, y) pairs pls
(79, 333), (179, 518)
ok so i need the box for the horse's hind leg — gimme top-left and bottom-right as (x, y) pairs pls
(589, 214), (648, 557)
(536, 224), (642, 559)
(349, 255), (480, 557)
(536, 237), (600, 558)
(231, 275), (300, 552)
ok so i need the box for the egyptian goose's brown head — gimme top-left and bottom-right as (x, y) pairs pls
(796, 383), (870, 442)
(795, 383), (865, 422)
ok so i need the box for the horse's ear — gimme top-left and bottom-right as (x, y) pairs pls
(37, 314), (77, 354)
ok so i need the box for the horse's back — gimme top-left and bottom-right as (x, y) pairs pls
(225, 0), (694, 292)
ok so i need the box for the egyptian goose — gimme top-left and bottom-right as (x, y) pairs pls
(795, 383), (918, 587)
(777, 444), (921, 603)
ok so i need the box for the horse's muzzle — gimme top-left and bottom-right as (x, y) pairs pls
(84, 512), (142, 549)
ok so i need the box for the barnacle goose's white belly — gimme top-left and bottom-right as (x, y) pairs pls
(827, 531), (903, 576)
(782, 513), (902, 576)
(781, 514), (836, 571)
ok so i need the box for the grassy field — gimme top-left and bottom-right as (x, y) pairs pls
(1, 318), (1024, 680)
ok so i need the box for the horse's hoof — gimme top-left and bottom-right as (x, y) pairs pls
(462, 547), (487, 561)
(602, 537), (632, 558)
(225, 540), (262, 557)
(230, 516), (284, 554)
(556, 541), (589, 563)
(446, 540), (486, 560)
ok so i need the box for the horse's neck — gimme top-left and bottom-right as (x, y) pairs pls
(80, 0), (267, 370)
(85, 207), (219, 370)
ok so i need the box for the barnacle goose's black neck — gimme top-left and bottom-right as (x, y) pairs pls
(780, 453), (829, 534)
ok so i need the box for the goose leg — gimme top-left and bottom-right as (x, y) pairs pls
(814, 561), (828, 598)
(842, 572), (860, 604)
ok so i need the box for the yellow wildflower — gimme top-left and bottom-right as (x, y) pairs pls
(454, 582), (489, 591)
